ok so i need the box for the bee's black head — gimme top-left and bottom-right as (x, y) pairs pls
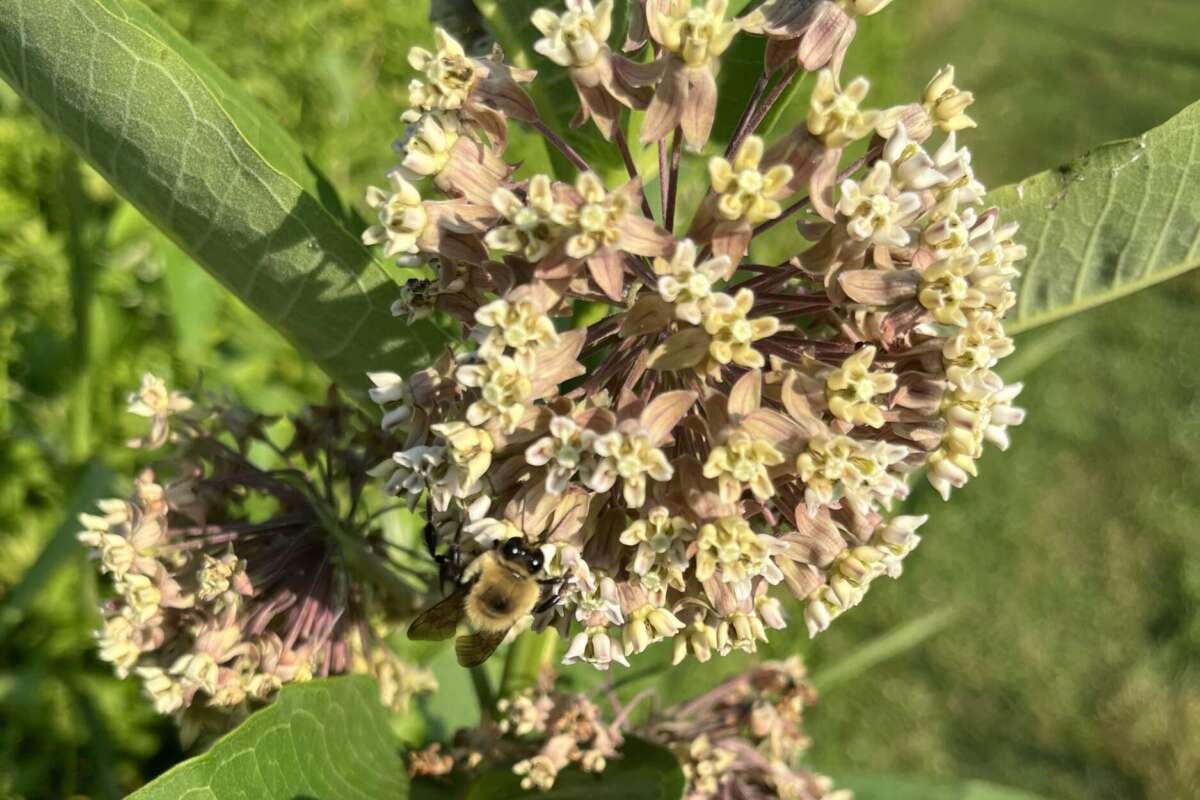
(499, 537), (544, 575)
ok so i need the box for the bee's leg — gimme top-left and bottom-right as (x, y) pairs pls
(533, 578), (566, 615)
(422, 495), (454, 593)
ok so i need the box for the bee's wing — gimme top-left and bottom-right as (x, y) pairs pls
(455, 628), (509, 667)
(407, 586), (468, 641)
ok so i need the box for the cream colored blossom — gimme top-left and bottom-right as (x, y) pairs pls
(702, 289), (780, 370)
(362, 173), (428, 261)
(127, 373), (192, 449)
(486, 175), (564, 262)
(475, 297), (560, 354)
(919, 252), (988, 327)
(694, 516), (784, 595)
(808, 70), (880, 149)
(924, 64), (976, 132)
(650, 0), (737, 69)
(655, 240), (730, 325)
(837, 161), (923, 247)
(583, 429), (673, 508)
(396, 112), (461, 179)
(620, 507), (695, 592)
(456, 347), (536, 432)
(526, 415), (588, 494)
(532, 0), (613, 68)
(708, 136), (794, 224)
(430, 421), (494, 500)
(703, 429), (785, 502)
(796, 434), (908, 514)
(407, 27), (481, 112)
(559, 172), (630, 259)
(825, 346), (897, 428)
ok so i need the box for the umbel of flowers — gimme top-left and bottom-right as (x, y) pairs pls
(409, 657), (842, 799)
(78, 376), (436, 736)
(366, 0), (1025, 670)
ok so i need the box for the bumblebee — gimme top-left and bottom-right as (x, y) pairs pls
(408, 507), (559, 666)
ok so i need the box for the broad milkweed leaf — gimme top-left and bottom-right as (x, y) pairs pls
(127, 677), (409, 799)
(837, 773), (1048, 800)
(0, 0), (443, 391)
(991, 99), (1200, 334)
(411, 735), (685, 800)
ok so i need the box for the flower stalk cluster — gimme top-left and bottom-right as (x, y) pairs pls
(409, 658), (845, 799)
(365, 0), (1025, 669)
(78, 377), (436, 734)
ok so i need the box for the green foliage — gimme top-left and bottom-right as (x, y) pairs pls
(0, 0), (443, 391)
(412, 736), (685, 800)
(987, 100), (1200, 332)
(0, 0), (1198, 796)
(839, 773), (1047, 800)
(129, 677), (409, 799)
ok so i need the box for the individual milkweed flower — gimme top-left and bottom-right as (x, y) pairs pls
(486, 174), (566, 262)
(126, 373), (193, 449)
(796, 433), (909, 514)
(701, 289), (780, 372)
(363, 15), (1026, 665)
(551, 171), (674, 301)
(924, 64), (977, 132)
(642, 0), (737, 149)
(703, 429), (786, 502)
(690, 135), (794, 260)
(654, 239), (732, 325)
(531, 0), (656, 139)
(824, 346), (898, 428)
(620, 506), (695, 591)
(584, 428), (674, 508)
(407, 27), (538, 143)
(525, 414), (588, 493)
(808, 70), (880, 149)
(362, 172), (494, 266)
(81, 382), (436, 724)
(395, 111), (512, 204)
(837, 161), (923, 247)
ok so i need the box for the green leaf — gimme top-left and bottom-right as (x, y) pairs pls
(991, 99), (1200, 333)
(0, 0), (443, 390)
(128, 676), (408, 800)
(413, 735), (685, 800)
(838, 773), (1048, 800)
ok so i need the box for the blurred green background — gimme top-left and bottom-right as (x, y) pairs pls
(1, 0), (1197, 797)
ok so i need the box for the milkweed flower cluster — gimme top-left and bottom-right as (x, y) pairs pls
(365, 0), (1025, 668)
(78, 377), (436, 734)
(409, 658), (845, 799)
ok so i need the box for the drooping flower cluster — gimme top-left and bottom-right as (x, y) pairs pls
(365, 1), (1024, 669)
(78, 377), (436, 734)
(409, 658), (844, 799)
(408, 662), (840, 796)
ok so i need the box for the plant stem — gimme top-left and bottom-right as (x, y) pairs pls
(470, 665), (496, 717)
(499, 627), (559, 698)
(615, 128), (655, 219)
(658, 136), (670, 225)
(725, 72), (770, 158)
(531, 118), (590, 172)
(746, 62), (800, 139)
(665, 127), (682, 234)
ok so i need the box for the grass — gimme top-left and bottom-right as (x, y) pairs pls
(0, 0), (1198, 797)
